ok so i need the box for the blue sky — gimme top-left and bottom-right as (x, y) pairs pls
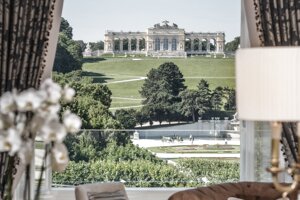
(62, 0), (241, 43)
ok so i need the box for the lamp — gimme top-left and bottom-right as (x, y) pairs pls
(236, 47), (300, 197)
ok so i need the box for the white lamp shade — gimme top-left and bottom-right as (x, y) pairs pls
(236, 47), (300, 121)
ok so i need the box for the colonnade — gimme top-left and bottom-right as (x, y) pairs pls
(185, 38), (224, 53)
(113, 38), (146, 52)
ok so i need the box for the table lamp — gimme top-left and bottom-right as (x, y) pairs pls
(236, 47), (300, 197)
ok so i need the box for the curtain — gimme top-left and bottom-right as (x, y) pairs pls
(252, 0), (300, 169)
(0, 0), (56, 198)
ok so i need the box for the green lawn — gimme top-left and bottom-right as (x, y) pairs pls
(148, 144), (240, 154)
(82, 56), (235, 109)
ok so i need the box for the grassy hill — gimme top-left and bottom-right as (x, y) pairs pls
(82, 56), (235, 110)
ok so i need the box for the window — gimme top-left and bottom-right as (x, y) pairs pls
(155, 38), (160, 51)
(163, 38), (168, 50)
(172, 39), (177, 51)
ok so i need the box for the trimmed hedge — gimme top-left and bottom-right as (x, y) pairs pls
(177, 158), (239, 184)
(53, 160), (195, 187)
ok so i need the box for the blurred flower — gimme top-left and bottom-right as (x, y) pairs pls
(0, 78), (81, 190)
(40, 79), (62, 104)
(0, 128), (22, 156)
(39, 120), (67, 143)
(63, 111), (82, 133)
(0, 113), (15, 129)
(15, 89), (44, 111)
(0, 92), (15, 114)
(51, 143), (69, 172)
(62, 86), (75, 102)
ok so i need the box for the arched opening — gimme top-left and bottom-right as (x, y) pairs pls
(139, 38), (146, 51)
(185, 38), (191, 51)
(123, 38), (129, 51)
(131, 38), (137, 51)
(194, 39), (200, 51)
(201, 39), (207, 51)
(210, 38), (216, 51)
(114, 38), (120, 51)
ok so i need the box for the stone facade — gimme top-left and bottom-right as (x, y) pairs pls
(104, 21), (225, 57)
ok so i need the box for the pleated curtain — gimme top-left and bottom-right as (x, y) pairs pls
(0, 0), (56, 198)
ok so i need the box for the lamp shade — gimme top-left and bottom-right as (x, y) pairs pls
(236, 47), (300, 121)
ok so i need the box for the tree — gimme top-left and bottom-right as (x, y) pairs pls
(115, 109), (137, 129)
(75, 40), (87, 52)
(210, 86), (224, 111)
(196, 79), (211, 116)
(223, 87), (236, 111)
(53, 71), (118, 130)
(135, 110), (149, 127)
(140, 62), (186, 124)
(225, 37), (240, 52)
(179, 89), (200, 122)
(53, 18), (83, 73)
(59, 17), (73, 39)
(74, 83), (112, 107)
(90, 41), (104, 51)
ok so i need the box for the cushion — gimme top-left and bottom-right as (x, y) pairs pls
(236, 194), (278, 200)
(87, 190), (127, 200)
(227, 196), (290, 200)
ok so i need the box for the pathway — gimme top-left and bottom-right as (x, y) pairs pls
(105, 77), (146, 84)
(105, 76), (234, 85)
(109, 105), (143, 110)
(111, 97), (145, 101)
(132, 138), (240, 148)
(155, 153), (240, 159)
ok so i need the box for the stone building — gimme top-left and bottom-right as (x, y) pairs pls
(104, 21), (225, 57)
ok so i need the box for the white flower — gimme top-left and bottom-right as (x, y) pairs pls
(16, 113), (27, 123)
(0, 112), (15, 129)
(51, 143), (69, 172)
(40, 79), (62, 104)
(39, 120), (67, 143)
(18, 140), (33, 165)
(15, 89), (43, 111)
(30, 115), (45, 133)
(46, 104), (61, 115)
(0, 91), (15, 114)
(62, 86), (75, 102)
(0, 128), (22, 155)
(63, 111), (82, 133)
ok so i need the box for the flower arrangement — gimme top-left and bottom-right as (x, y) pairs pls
(0, 79), (81, 200)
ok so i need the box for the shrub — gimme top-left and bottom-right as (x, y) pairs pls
(177, 158), (239, 184)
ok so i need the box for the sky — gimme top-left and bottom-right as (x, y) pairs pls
(62, 0), (241, 43)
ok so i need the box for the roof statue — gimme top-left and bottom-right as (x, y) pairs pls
(162, 20), (169, 26)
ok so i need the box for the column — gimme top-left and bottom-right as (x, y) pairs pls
(120, 39), (123, 52)
(111, 40), (114, 51)
(191, 39), (194, 52)
(207, 39), (210, 52)
(136, 39), (140, 51)
(128, 39), (132, 51)
(160, 38), (163, 51)
(216, 41), (221, 53)
(199, 40), (202, 52)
